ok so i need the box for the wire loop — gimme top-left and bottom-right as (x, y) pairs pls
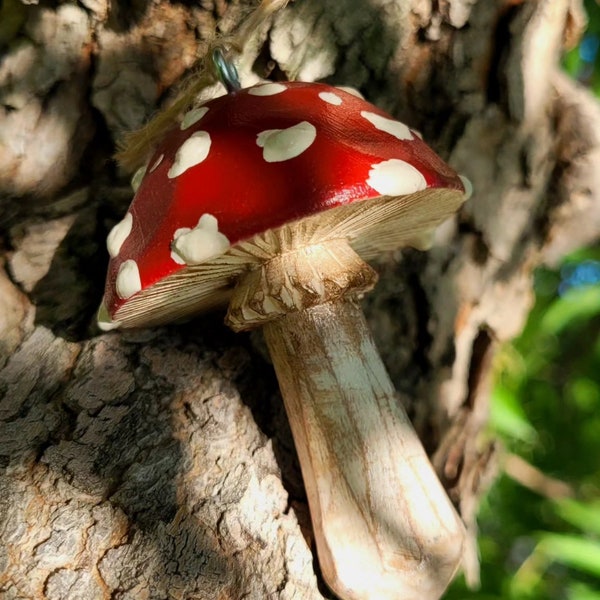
(212, 47), (241, 93)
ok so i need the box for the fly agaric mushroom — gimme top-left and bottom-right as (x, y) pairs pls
(99, 80), (471, 600)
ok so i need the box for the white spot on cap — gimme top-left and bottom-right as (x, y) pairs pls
(361, 111), (413, 141)
(367, 159), (427, 196)
(256, 121), (317, 163)
(107, 213), (133, 258)
(319, 91), (342, 105)
(181, 106), (209, 130)
(149, 153), (164, 172)
(131, 165), (147, 192)
(97, 301), (121, 331)
(248, 83), (287, 96)
(336, 86), (364, 99)
(171, 214), (230, 265)
(116, 259), (142, 299)
(460, 175), (473, 200)
(168, 131), (212, 178)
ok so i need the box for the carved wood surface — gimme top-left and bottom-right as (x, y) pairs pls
(1, 1), (599, 598)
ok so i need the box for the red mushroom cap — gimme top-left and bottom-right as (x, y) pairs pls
(99, 81), (468, 329)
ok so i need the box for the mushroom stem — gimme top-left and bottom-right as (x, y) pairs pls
(227, 239), (465, 600)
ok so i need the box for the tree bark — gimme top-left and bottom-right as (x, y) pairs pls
(1, 0), (599, 599)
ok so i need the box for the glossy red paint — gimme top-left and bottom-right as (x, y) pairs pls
(102, 81), (464, 318)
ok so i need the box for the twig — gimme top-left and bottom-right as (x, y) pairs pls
(504, 453), (575, 500)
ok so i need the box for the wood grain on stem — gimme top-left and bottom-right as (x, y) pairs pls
(264, 302), (465, 600)
(228, 240), (466, 599)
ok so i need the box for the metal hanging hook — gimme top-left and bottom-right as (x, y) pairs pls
(212, 47), (241, 93)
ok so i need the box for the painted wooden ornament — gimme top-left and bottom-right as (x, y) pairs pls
(100, 81), (468, 327)
(99, 75), (472, 600)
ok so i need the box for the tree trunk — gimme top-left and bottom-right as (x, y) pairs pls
(1, 0), (599, 598)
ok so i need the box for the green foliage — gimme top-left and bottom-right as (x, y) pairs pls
(446, 4), (600, 598)
(446, 246), (600, 599)
(563, 0), (600, 94)
(489, 383), (537, 445)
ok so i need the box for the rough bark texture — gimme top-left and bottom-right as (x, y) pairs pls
(1, 0), (599, 598)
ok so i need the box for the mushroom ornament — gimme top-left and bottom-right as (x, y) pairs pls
(99, 78), (472, 600)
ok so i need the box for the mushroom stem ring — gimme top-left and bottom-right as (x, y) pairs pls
(100, 81), (472, 600)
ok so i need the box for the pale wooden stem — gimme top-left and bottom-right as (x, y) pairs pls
(264, 301), (465, 600)
(226, 240), (466, 600)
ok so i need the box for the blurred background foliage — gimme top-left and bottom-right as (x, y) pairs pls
(447, 1), (600, 597)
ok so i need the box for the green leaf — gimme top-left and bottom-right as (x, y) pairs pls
(563, 48), (583, 77)
(490, 385), (538, 443)
(538, 533), (600, 577)
(540, 285), (600, 335)
(553, 498), (600, 536)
